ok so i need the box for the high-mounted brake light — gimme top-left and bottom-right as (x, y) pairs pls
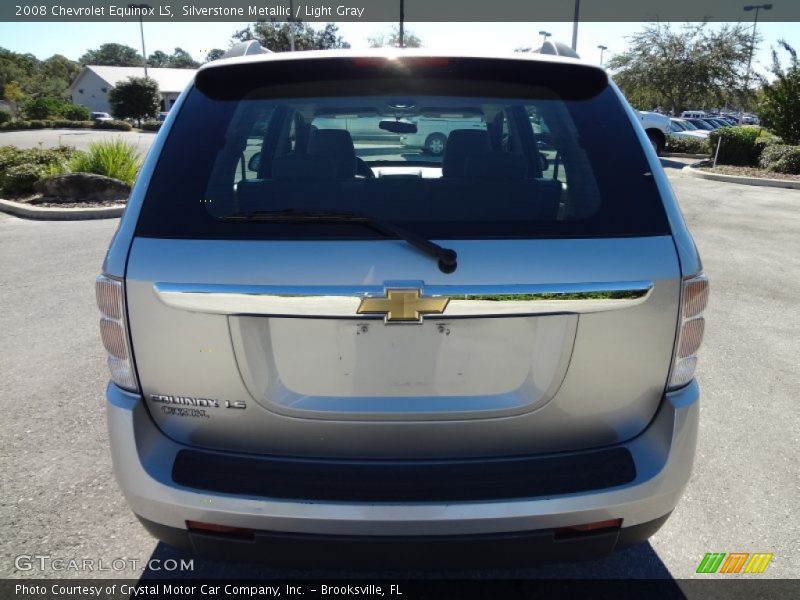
(668, 273), (709, 390)
(352, 57), (451, 68)
(96, 275), (139, 392)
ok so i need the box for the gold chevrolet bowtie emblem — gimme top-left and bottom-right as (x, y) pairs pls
(357, 289), (449, 323)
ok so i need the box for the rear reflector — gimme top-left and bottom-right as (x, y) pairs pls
(668, 273), (709, 390)
(96, 275), (138, 392)
(554, 518), (622, 538)
(187, 521), (255, 539)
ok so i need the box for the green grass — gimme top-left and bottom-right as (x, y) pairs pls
(68, 139), (142, 186)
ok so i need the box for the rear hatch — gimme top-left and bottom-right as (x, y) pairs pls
(125, 55), (680, 459)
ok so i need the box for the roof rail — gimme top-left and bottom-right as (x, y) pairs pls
(537, 41), (581, 59)
(222, 40), (272, 58)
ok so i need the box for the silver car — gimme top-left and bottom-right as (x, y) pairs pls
(97, 49), (708, 568)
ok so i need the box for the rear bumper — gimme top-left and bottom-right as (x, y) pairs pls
(107, 380), (698, 549)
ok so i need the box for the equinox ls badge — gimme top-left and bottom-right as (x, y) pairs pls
(357, 289), (449, 324)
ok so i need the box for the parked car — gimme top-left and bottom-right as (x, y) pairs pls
(668, 120), (709, 140)
(637, 111), (670, 155)
(97, 49), (707, 567)
(684, 118), (716, 131)
(680, 110), (707, 119)
(399, 116), (485, 154)
(90, 111), (113, 122)
(671, 118), (710, 137)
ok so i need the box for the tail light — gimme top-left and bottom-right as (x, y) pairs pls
(96, 275), (139, 392)
(668, 273), (709, 390)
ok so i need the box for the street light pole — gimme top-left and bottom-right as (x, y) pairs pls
(743, 3), (772, 89)
(289, 0), (295, 51)
(539, 30), (552, 46)
(571, 0), (581, 51)
(127, 3), (150, 77)
(399, 0), (405, 48)
(598, 45), (607, 65)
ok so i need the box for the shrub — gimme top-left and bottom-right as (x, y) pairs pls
(68, 139), (141, 185)
(0, 111), (11, 125)
(51, 120), (94, 129)
(140, 120), (162, 132)
(666, 136), (709, 154)
(21, 97), (65, 120)
(92, 119), (132, 131)
(0, 120), (52, 130)
(1, 163), (50, 196)
(0, 145), (77, 196)
(758, 41), (800, 145)
(60, 104), (91, 121)
(759, 144), (800, 174)
(707, 126), (771, 166)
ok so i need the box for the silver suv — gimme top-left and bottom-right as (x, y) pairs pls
(97, 50), (708, 567)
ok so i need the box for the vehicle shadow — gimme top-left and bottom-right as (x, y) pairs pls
(139, 539), (678, 581)
(659, 158), (692, 171)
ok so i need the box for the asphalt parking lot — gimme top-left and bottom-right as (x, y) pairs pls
(0, 128), (156, 155)
(0, 164), (798, 582)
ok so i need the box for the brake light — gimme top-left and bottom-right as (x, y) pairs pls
(96, 275), (139, 392)
(668, 273), (709, 390)
(352, 57), (450, 68)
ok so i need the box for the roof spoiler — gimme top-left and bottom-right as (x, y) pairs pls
(537, 41), (581, 59)
(223, 40), (272, 58)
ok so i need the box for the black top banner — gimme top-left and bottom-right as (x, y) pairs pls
(3, 0), (799, 23)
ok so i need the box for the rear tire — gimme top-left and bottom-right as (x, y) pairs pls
(646, 130), (665, 156)
(425, 133), (447, 155)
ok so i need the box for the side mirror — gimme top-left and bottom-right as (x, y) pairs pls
(248, 152), (261, 172)
(379, 119), (418, 134)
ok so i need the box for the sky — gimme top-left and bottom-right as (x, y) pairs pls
(0, 20), (797, 75)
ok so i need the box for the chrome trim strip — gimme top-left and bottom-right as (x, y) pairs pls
(153, 281), (654, 318)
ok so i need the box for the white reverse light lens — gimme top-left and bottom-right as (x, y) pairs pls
(668, 274), (709, 390)
(96, 275), (139, 392)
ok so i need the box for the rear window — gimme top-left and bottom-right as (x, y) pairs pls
(135, 57), (668, 240)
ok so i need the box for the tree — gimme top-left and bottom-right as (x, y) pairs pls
(108, 77), (159, 124)
(232, 21), (350, 52)
(758, 41), (800, 145)
(147, 47), (200, 68)
(21, 96), (64, 119)
(167, 48), (200, 68)
(147, 50), (171, 68)
(3, 80), (26, 118)
(0, 48), (42, 96)
(368, 26), (422, 48)
(79, 43), (142, 67)
(606, 23), (752, 113)
(205, 48), (226, 62)
(0, 48), (80, 100)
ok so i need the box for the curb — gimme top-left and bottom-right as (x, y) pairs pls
(684, 166), (800, 190)
(662, 153), (710, 159)
(0, 198), (124, 220)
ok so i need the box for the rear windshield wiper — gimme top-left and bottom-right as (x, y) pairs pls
(221, 209), (458, 273)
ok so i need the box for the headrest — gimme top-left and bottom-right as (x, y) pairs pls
(307, 129), (357, 178)
(271, 153), (338, 181)
(463, 153), (527, 179)
(442, 130), (491, 177)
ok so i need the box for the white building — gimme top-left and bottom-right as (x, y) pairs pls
(68, 66), (196, 114)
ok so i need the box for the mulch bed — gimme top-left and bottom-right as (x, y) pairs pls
(16, 195), (126, 208)
(698, 166), (800, 181)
